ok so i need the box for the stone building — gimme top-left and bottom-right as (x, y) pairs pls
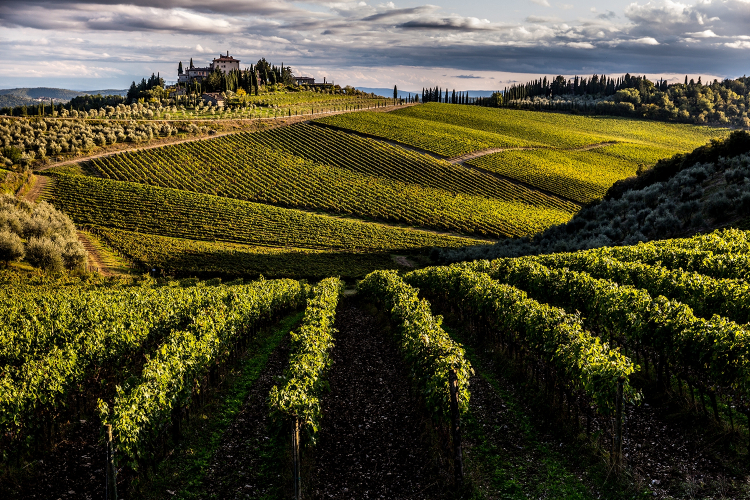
(178, 52), (241, 84)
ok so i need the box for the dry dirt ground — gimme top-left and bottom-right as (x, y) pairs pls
(307, 300), (452, 499)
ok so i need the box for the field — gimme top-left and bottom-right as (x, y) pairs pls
(47, 173), (488, 251)
(77, 126), (575, 238)
(5, 95), (750, 500)
(466, 146), (639, 203)
(93, 227), (403, 279)
(6, 226), (750, 499)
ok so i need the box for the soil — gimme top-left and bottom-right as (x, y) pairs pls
(455, 319), (750, 499)
(307, 300), (450, 499)
(77, 231), (114, 277)
(1, 419), (121, 500)
(201, 334), (292, 499)
(20, 174), (48, 202)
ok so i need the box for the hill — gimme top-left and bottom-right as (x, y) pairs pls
(5, 99), (750, 500)
(437, 130), (750, 261)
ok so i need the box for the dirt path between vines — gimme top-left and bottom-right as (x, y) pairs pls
(307, 301), (450, 499)
(19, 174), (48, 202)
(76, 231), (114, 277)
(202, 334), (292, 499)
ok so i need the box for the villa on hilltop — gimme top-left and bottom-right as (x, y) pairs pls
(178, 52), (240, 84)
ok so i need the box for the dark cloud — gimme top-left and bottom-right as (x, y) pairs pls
(0, 0), (748, 87)
(455, 74), (481, 79)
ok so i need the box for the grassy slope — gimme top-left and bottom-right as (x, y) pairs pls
(46, 173), (489, 251)
(94, 227), (403, 279)
(83, 134), (573, 238)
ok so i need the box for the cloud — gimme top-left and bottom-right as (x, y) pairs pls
(454, 74), (481, 79)
(686, 29), (718, 37)
(566, 41), (595, 49)
(726, 40), (750, 48)
(529, 0), (551, 6)
(525, 15), (562, 23)
(632, 37), (660, 45)
(0, 0), (748, 91)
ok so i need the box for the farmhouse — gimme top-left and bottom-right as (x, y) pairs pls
(178, 51), (240, 84)
(201, 92), (225, 106)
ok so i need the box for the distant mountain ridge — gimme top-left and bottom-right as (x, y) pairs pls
(0, 87), (128, 109)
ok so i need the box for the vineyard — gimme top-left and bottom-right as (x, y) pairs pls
(7, 228), (750, 498)
(44, 174), (488, 251)
(466, 147), (639, 203)
(6, 99), (748, 498)
(393, 103), (729, 151)
(77, 128), (574, 238)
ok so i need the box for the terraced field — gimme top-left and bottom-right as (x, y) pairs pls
(467, 146), (638, 203)
(45, 174), (489, 251)
(392, 103), (728, 152)
(83, 129), (575, 238)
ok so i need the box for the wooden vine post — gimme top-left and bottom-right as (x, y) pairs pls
(448, 369), (464, 485)
(104, 424), (118, 500)
(613, 377), (625, 470)
(292, 418), (302, 500)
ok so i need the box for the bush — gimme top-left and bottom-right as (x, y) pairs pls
(61, 240), (88, 271)
(0, 230), (24, 266)
(25, 237), (64, 272)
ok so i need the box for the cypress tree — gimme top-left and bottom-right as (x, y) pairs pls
(393, 85), (398, 99)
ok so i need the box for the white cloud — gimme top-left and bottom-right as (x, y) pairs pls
(529, 0), (551, 7)
(633, 37), (660, 45)
(686, 29), (718, 37)
(566, 41), (595, 49)
(726, 40), (750, 48)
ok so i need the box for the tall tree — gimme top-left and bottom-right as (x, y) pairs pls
(393, 85), (398, 99)
(178, 61), (183, 75)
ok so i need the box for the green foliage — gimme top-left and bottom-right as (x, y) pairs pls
(317, 109), (539, 157)
(531, 249), (750, 324)
(392, 103), (725, 151)
(540, 228), (750, 281)
(47, 174), (488, 250)
(104, 279), (308, 466)
(467, 147), (639, 203)
(0, 229), (24, 265)
(0, 280), (271, 454)
(269, 278), (343, 437)
(244, 123), (576, 213)
(358, 270), (473, 421)
(94, 227), (401, 279)
(79, 130), (573, 238)
(476, 257), (750, 411)
(404, 265), (638, 415)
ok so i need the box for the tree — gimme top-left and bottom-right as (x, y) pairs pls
(0, 230), (24, 267)
(178, 61), (183, 75)
(393, 85), (398, 99)
(190, 58), (194, 69)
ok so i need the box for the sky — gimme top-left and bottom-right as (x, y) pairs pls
(0, 0), (748, 91)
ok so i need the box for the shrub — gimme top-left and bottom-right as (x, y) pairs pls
(0, 230), (24, 266)
(61, 240), (88, 270)
(25, 237), (64, 271)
